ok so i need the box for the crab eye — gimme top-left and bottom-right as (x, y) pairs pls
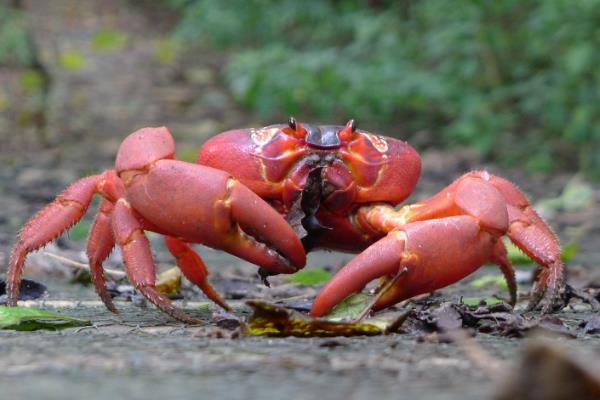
(285, 116), (307, 139)
(339, 119), (357, 142)
(288, 116), (297, 131)
(349, 119), (357, 132)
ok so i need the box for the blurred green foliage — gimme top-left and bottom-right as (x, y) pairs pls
(165, 0), (600, 176)
(0, 3), (35, 66)
(91, 29), (129, 52)
(18, 69), (44, 92)
(58, 51), (87, 70)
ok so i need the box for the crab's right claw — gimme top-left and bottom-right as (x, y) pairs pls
(219, 179), (306, 273)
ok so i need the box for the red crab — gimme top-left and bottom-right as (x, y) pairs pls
(7, 119), (564, 323)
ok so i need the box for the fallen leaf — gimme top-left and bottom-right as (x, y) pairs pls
(326, 293), (371, 321)
(0, 306), (91, 331)
(156, 267), (182, 298)
(284, 268), (332, 286)
(244, 300), (383, 337)
(410, 301), (577, 338)
(461, 297), (505, 307)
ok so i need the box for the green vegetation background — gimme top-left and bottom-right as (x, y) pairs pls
(2, 0), (600, 177)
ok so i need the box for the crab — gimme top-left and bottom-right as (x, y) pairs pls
(6, 119), (564, 323)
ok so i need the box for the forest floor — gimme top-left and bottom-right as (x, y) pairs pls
(0, 144), (599, 400)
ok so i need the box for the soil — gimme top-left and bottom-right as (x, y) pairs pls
(1, 147), (599, 400)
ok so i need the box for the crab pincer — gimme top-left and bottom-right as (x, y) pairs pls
(311, 172), (564, 318)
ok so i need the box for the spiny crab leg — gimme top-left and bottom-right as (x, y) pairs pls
(86, 198), (118, 313)
(112, 199), (201, 324)
(7, 170), (122, 306)
(164, 236), (230, 312)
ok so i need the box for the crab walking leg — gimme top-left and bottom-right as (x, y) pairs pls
(486, 175), (563, 312)
(86, 199), (118, 313)
(164, 236), (230, 311)
(489, 240), (518, 307)
(112, 199), (200, 324)
(7, 171), (121, 306)
(311, 216), (495, 317)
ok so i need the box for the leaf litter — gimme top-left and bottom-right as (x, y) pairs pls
(0, 306), (90, 331)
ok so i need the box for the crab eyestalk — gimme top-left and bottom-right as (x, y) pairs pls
(338, 119), (357, 142)
(287, 116), (307, 139)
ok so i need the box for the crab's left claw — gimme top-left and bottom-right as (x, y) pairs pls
(311, 172), (565, 318)
(311, 215), (510, 318)
(310, 232), (407, 317)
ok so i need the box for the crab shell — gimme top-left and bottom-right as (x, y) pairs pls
(197, 121), (421, 252)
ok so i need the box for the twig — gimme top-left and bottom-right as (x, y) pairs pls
(44, 251), (126, 279)
(352, 267), (408, 323)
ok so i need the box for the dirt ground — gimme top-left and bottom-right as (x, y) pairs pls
(0, 274), (597, 400)
(1, 145), (599, 400)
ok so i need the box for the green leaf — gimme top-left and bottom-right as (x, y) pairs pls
(244, 300), (382, 337)
(470, 274), (508, 290)
(325, 293), (370, 320)
(59, 51), (86, 70)
(284, 268), (332, 286)
(91, 29), (128, 52)
(0, 306), (91, 331)
(461, 297), (503, 307)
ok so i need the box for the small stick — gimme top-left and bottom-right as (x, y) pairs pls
(44, 251), (126, 279)
(352, 267), (408, 323)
